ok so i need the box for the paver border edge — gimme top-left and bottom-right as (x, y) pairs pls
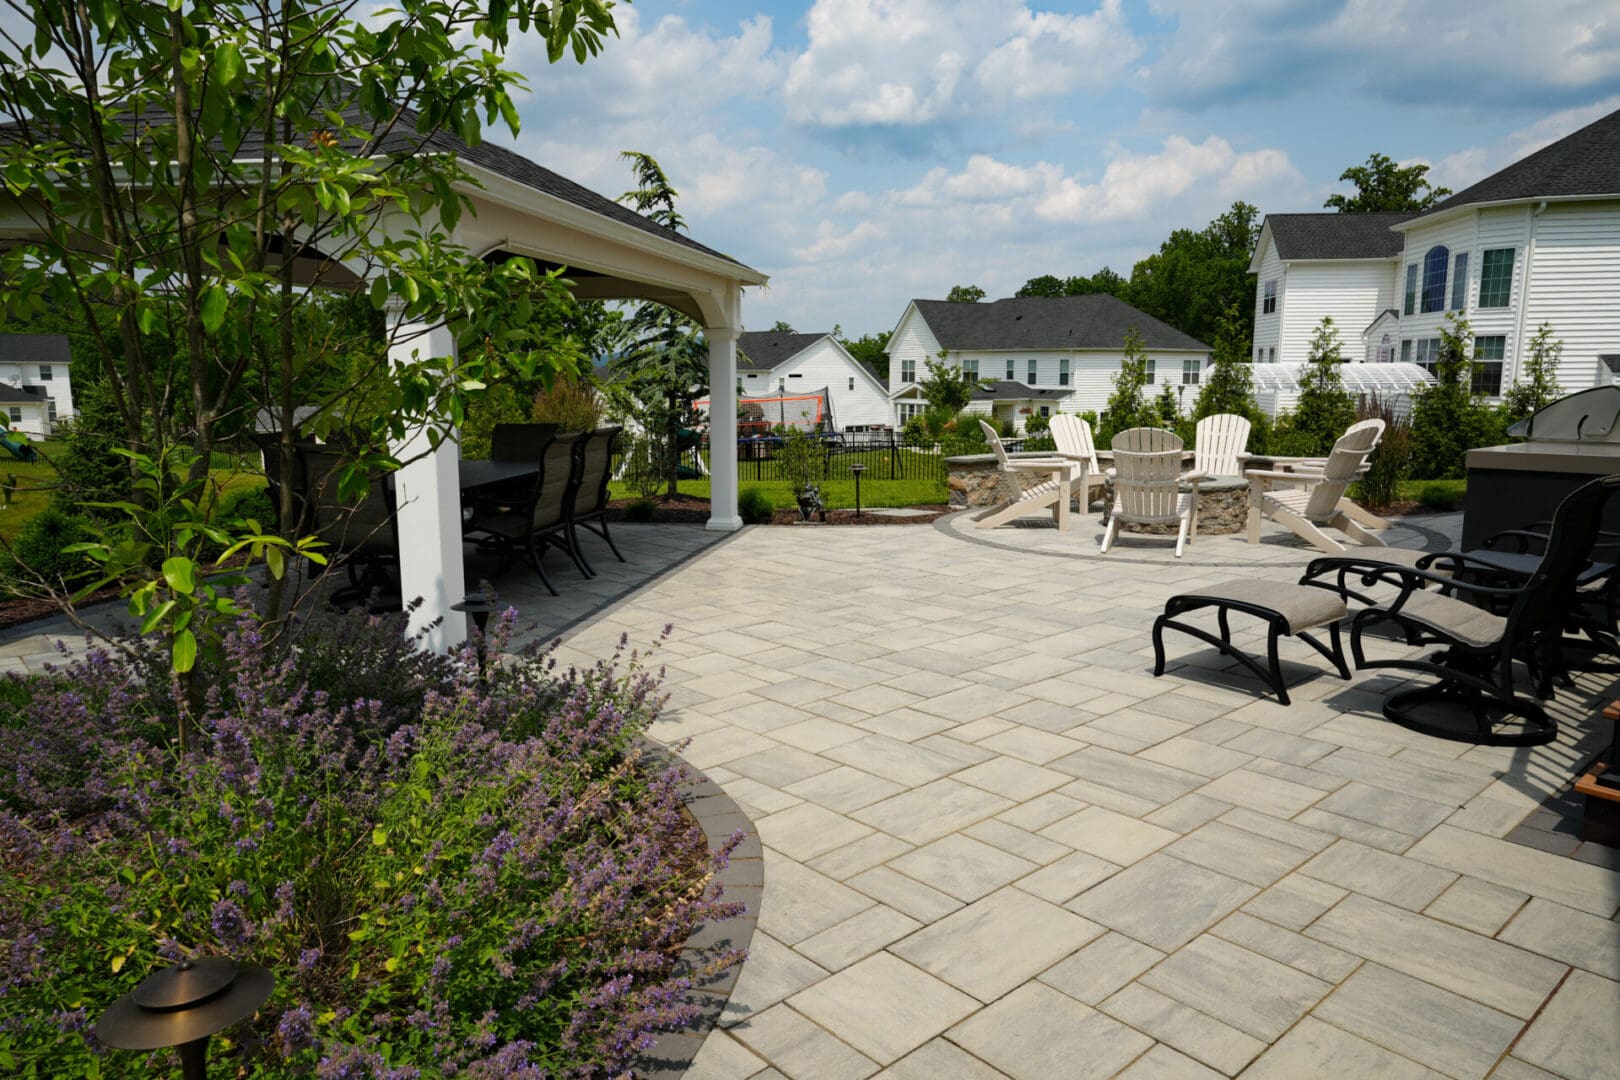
(634, 741), (763, 1079)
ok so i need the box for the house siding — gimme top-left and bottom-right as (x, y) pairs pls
(1252, 237), (1283, 361)
(887, 306), (941, 398)
(1521, 200), (1620, 389)
(1278, 260), (1399, 364)
(0, 358), (73, 429)
(955, 348), (1209, 431)
(738, 336), (893, 431)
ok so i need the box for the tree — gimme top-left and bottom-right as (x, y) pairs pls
(1193, 302), (1262, 425)
(1504, 323), (1564, 422)
(769, 320), (796, 333)
(1292, 318), (1356, 454)
(918, 356), (980, 415)
(612, 152), (709, 500)
(1325, 152), (1452, 213)
(0, 0), (612, 699)
(1409, 314), (1503, 478)
(1015, 268), (1127, 299)
(947, 284), (986, 303)
(840, 331), (891, 380)
(1098, 329), (1159, 446)
(1126, 201), (1259, 349)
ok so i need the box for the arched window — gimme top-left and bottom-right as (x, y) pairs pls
(1421, 245), (1449, 313)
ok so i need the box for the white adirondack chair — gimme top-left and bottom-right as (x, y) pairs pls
(1247, 419), (1388, 553)
(1049, 414), (1110, 509)
(1193, 413), (1252, 478)
(974, 420), (1077, 530)
(1102, 427), (1204, 558)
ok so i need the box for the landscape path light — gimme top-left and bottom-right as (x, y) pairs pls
(95, 957), (273, 1079)
(849, 461), (866, 519)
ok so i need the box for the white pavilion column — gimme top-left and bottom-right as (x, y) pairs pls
(706, 324), (741, 531)
(386, 308), (467, 651)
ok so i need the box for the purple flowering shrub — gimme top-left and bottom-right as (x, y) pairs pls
(0, 609), (744, 1077)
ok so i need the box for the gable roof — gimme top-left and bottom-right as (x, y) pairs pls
(0, 334), (72, 366)
(737, 331), (828, 371)
(909, 295), (1209, 352)
(1263, 212), (1414, 261)
(1406, 106), (1620, 224)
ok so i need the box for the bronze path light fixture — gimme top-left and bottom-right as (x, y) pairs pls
(849, 462), (867, 519)
(96, 957), (273, 1079)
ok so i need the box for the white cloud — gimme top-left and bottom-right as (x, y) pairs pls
(784, 0), (1142, 128)
(1426, 93), (1620, 194)
(1145, 0), (1620, 109)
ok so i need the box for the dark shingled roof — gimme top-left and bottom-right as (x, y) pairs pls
(737, 331), (827, 371)
(0, 383), (46, 404)
(1265, 213), (1414, 260)
(0, 334), (72, 366)
(911, 295), (1209, 352)
(969, 380), (1067, 401)
(1411, 106), (1620, 222)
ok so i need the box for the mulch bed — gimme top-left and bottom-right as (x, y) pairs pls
(771, 505), (953, 526)
(0, 586), (120, 635)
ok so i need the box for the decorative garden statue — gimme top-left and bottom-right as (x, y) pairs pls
(796, 483), (825, 522)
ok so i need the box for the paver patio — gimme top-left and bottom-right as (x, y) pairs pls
(539, 512), (1619, 1080)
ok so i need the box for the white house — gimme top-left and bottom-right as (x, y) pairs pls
(0, 333), (74, 436)
(734, 330), (893, 431)
(1251, 106), (1620, 402)
(886, 295), (1212, 432)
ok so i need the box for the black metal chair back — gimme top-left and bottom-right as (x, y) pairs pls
(572, 427), (621, 517)
(1506, 474), (1620, 648)
(298, 447), (399, 557)
(529, 432), (583, 532)
(491, 423), (558, 462)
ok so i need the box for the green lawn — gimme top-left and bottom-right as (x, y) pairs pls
(1395, 478), (1466, 510)
(611, 474), (947, 510)
(0, 440), (267, 542)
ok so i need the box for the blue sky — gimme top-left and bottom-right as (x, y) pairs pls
(506, 0), (1620, 336)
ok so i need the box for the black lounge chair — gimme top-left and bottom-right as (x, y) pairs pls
(568, 427), (625, 574)
(1346, 474), (1620, 746)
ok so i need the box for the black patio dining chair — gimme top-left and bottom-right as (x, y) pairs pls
(1346, 474), (1620, 747)
(299, 446), (402, 610)
(568, 427), (625, 574)
(465, 431), (589, 597)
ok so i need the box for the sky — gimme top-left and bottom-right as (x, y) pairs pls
(500, 0), (1620, 338)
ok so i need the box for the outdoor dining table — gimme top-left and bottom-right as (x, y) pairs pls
(458, 459), (539, 492)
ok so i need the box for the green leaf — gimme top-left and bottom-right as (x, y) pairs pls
(199, 286), (229, 333)
(264, 544), (285, 579)
(171, 629), (197, 674)
(372, 826), (388, 846)
(215, 43), (245, 88)
(161, 557), (196, 595)
(139, 599), (177, 635)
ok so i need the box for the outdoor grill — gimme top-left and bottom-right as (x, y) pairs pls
(1463, 386), (1620, 547)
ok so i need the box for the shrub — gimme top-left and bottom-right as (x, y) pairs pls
(900, 414), (930, 447)
(1292, 317), (1356, 454)
(1023, 411), (1051, 435)
(48, 376), (128, 516)
(1418, 482), (1463, 511)
(1350, 393), (1411, 510)
(738, 487), (774, 524)
(0, 611), (743, 1077)
(532, 375), (602, 432)
(1, 506), (95, 589)
(621, 433), (667, 500)
(459, 382), (534, 460)
(624, 498), (657, 522)
(1409, 314), (1499, 479)
(1099, 329), (1159, 447)
(775, 429), (826, 496)
(1503, 323), (1564, 424)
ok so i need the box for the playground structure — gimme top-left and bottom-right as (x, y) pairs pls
(1, 432), (39, 463)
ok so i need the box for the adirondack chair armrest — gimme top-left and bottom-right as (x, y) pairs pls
(1006, 457), (1075, 474)
(1245, 468), (1324, 481)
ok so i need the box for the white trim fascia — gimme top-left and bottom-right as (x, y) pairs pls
(1390, 193), (1620, 232)
(885, 301), (921, 345)
(1247, 220), (1275, 274)
(456, 161), (768, 287)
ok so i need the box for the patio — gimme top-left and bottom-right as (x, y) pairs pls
(530, 513), (1620, 1080)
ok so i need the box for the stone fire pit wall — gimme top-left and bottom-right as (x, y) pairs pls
(944, 453), (1249, 535)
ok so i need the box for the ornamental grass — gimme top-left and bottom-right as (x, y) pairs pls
(0, 605), (744, 1077)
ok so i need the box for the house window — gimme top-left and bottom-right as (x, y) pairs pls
(1145, 358), (1157, 384)
(1414, 337), (1442, 376)
(1039, 405), (1050, 417)
(900, 358), (916, 383)
(1262, 280), (1277, 315)
(1473, 335), (1506, 396)
(1005, 358), (1015, 380)
(1479, 248), (1515, 308)
(1059, 359), (1070, 387)
(961, 358), (979, 378)
(37, 365), (52, 381)
(1450, 252), (1469, 311)
(898, 402), (925, 422)
(1421, 245), (1449, 313)
(1027, 359), (1038, 385)
(47, 400), (56, 422)
(7, 407), (20, 423)
(1255, 347), (1263, 362)
(1268, 347), (1275, 363)
(1182, 358), (1202, 386)
(1404, 264), (1419, 315)
(1401, 339), (1412, 364)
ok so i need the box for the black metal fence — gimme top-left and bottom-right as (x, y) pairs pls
(611, 433), (955, 485)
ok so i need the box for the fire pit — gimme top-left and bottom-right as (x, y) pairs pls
(1464, 387), (1620, 547)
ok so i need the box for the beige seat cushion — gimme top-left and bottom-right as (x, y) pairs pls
(1391, 591), (1507, 649)
(1180, 580), (1347, 634)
